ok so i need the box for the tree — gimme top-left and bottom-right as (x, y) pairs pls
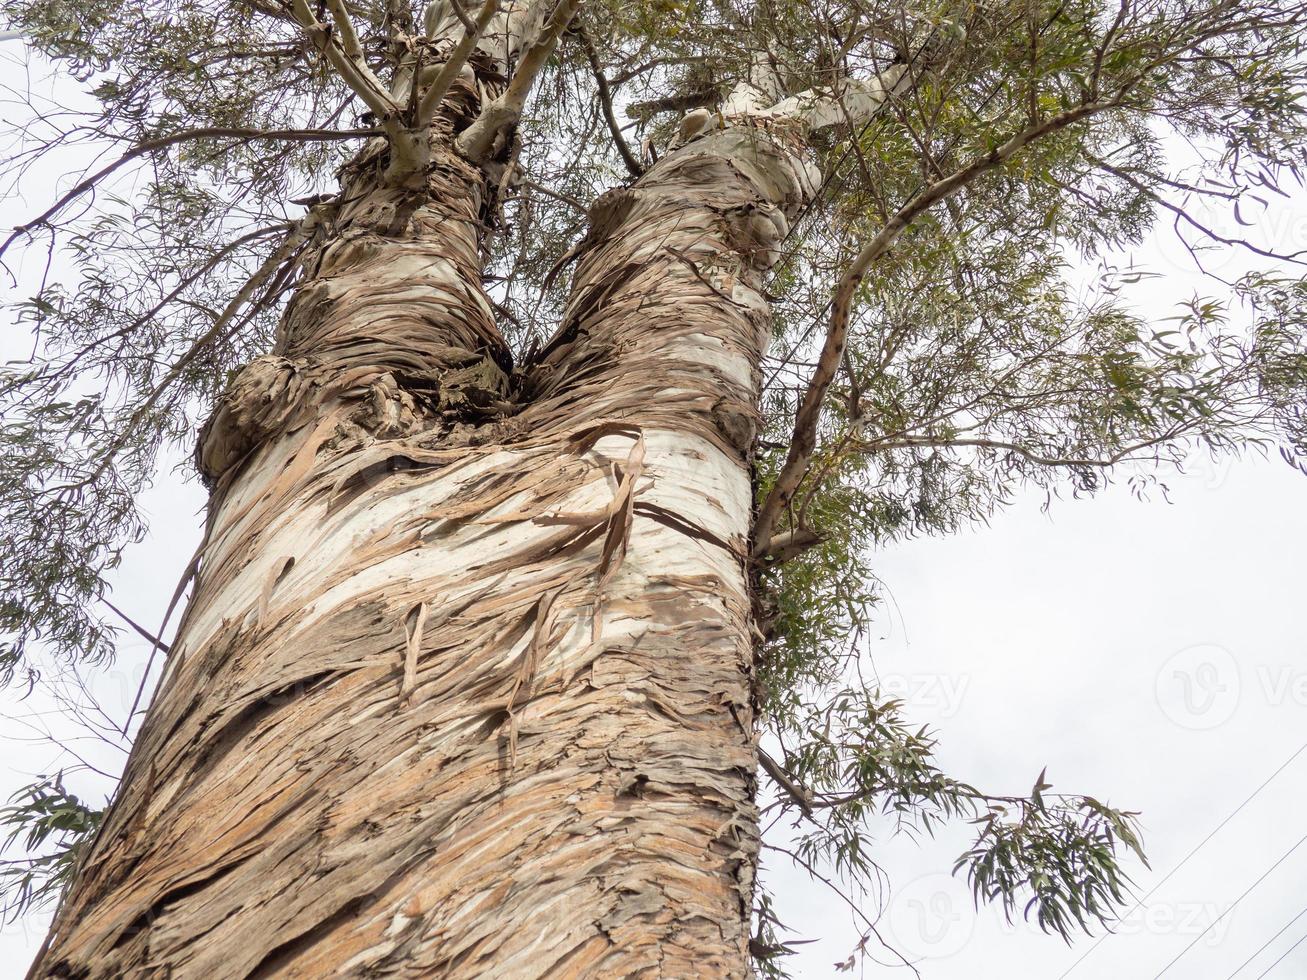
(2, 0), (1306, 974)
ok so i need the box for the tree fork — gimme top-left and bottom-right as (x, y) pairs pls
(31, 73), (832, 980)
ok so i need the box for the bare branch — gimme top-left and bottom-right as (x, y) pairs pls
(99, 598), (171, 655)
(760, 67), (907, 131)
(576, 23), (643, 179)
(427, 0), (478, 34)
(626, 87), (719, 119)
(456, 0), (582, 163)
(519, 178), (588, 213)
(758, 749), (814, 818)
(287, 0), (400, 121)
(325, 0), (365, 60)
(417, 0), (501, 126)
(759, 527), (824, 564)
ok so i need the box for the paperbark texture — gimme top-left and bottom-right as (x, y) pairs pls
(33, 101), (820, 979)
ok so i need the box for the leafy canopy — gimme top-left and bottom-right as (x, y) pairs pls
(2, 0), (1306, 970)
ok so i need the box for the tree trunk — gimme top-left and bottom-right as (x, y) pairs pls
(32, 108), (817, 977)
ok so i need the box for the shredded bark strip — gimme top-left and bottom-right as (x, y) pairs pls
(31, 9), (885, 977)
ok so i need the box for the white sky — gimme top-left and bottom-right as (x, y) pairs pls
(2, 36), (1307, 980)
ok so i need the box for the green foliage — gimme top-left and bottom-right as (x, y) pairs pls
(1, 0), (348, 675)
(958, 775), (1147, 940)
(0, 394), (143, 681)
(758, 681), (1148, 962)
(744, 4), (1307, 965)
(0, 774), (102, 919)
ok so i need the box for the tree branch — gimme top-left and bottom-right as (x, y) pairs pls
(626, 86), (719, 119)
(456, 0), (582, 163)
(752, 100), (1116, 555)
(576, 24), (643, 178)
(74, 219), (316, 491)
(325, 0), (365, 60)
(416, 0), (501, 127)
(866, 433), (1184, 469)
(384, 0), (415, 49)
(100, 597), (171, 654)
(759, 67), (907, 130)
(520, 178), (588, 213)
(42, 222), (294, 388)
(758, 527), (824, 564)
(762, 841), (918, 977)
(288, 0), (400, 121)
(1092, 156), (1307, 267)
(758, 749), (813, 818)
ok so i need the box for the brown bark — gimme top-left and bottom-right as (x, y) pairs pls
(32, 95), (819, 978)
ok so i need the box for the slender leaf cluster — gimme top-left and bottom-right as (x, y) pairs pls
(0, 774), (102, 921)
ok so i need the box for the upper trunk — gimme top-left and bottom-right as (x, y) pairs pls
(32, 91), (821, 978)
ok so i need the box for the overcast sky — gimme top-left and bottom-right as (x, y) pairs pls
(3, 37), (1306, 980)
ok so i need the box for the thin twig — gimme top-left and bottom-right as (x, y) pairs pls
(0, 129), (372, 262)
(99, 598), (171, 654)
(576, 23), (643, 178)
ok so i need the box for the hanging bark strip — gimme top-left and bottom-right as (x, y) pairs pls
(31, 21), (902, 980)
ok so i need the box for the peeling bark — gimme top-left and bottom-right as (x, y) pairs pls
(33, 82), (833, 979)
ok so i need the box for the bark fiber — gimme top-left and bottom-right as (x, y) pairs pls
(34, 78), (822, 979)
